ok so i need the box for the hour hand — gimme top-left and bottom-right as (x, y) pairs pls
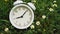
(16, 16), (23, 19)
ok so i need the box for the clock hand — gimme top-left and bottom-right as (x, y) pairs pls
(16, 10), (28, 19)
(22, 10), (28, 17)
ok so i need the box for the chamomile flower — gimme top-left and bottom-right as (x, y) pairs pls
(49, 8), (54, 11)
(31, 0), (36, 3)
(53, 0), (56, 3)
(36, 21), (40, 25)
(4, 0), (8, 2)
(4, 28), (9, 32)
(43, 29), (46, 31)
(30, 25), (35, 29)
(42, 15), (46, 19)
(52, 4), (57, 7)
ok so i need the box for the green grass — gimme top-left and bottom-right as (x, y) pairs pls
(0, 0), (60, 34)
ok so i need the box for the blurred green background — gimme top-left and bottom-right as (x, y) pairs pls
(0, 0), (60, 34)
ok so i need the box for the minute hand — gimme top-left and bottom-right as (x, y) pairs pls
(16, 10), (28, 19)
(22, 10), (27, 17)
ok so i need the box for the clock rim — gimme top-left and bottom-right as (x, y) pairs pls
(9, 4), (34, 29)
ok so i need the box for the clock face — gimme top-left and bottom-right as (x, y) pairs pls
(9, 4), (34, 29)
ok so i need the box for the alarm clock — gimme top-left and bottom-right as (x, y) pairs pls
(9, 0), (36, 29)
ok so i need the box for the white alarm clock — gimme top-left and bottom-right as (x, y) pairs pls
(9, 0), (36, 29)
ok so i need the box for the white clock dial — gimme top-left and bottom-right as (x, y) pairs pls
(9, 4), (34, 29)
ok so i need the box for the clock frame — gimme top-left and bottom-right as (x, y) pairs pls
(9, 4), (34, 29)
